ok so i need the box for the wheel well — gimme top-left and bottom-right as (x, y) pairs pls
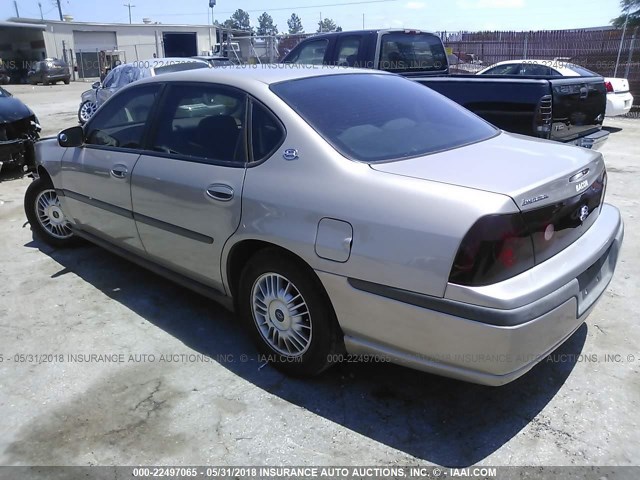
(226, 240), (311, 299)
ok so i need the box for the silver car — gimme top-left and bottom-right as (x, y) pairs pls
(77, 57), (210, 124)
(26, 67), (624, 385)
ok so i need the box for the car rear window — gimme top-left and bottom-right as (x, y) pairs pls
(271, 73), (497, 163)
(379, 32), (447, 73)
(153, 62), (209, 75)
(565, 65), (600, 77)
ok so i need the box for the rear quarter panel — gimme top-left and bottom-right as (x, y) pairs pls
(226, 84), (518, 298)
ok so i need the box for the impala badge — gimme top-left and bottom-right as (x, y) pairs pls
(522, 194), (548, 206)
(283, 149), (299, 161)
(579, 205), (589, 222)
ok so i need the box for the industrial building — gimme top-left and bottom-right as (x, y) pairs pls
(0, 17), (251, 80)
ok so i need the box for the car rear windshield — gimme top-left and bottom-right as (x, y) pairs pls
(379, 32), (447, 73)
(271, 74), (498, 163)
(154, 62), (209, 75)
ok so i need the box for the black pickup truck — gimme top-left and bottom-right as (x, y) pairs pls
(282, 29), (609, 149)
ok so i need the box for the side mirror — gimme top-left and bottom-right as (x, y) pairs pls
(92, 81), (101, 90)
(58, 126), (84, 148)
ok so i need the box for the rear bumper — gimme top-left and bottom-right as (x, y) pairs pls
(606, 92), (634, 117)
(571, 129), (609, 150)
(319, 204), (624, 386)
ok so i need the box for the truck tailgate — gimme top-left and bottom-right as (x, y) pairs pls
(548, 77), (606, 142)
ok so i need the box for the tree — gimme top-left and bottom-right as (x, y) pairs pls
(257, 12), (278, 36)
(223, 9), (253, 33)
(317, 18), (342, 33)
(611, 0), (640, 28)
(287, 13), (304, 34)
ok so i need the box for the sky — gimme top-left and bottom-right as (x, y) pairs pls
(3, 0), (624, 32)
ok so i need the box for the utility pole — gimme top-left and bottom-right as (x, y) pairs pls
(362, 13), (365, 29)
(614, 6), (630, 77)
(319, 12), (322, 32)
(56, 0), (63, 21)
(124, 3), (136, 24)
(13, 0), (19, 17)
(209, 0), (216, 54)
(38, 2), (44, 20)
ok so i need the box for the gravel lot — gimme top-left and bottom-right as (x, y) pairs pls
(0, 82), (638, 469)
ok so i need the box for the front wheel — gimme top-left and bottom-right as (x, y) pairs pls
(78, 100), (97, 124)
(238, 249), (342, 376)
(24, 178), (77, 248)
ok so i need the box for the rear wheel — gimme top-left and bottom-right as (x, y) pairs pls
(78, 100), (97, 124)
(238, 249), (342, 376)
(64, 78), (70, 85)
(24, 178), (76, 248)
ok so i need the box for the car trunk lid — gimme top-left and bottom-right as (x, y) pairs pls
(605, 77), (630, 93)
(371, 131), (607, 266)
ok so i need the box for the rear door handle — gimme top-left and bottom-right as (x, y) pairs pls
(579, 87), (588, 99)
(206, 184), (234, 202)
(110, 164), (128, 179)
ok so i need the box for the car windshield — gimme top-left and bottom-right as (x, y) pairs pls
(271, 73), (498, 163)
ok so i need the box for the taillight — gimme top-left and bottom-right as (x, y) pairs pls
(534, 94), (552, 138)
(449, 213), (535, 287)
(604, 81), (614, 93)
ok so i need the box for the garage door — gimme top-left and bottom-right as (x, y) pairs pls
(73, 31), (117, 52)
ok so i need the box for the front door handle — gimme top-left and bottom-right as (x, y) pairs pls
(110, 164), (128, 179)
(206, 184), (234, 202)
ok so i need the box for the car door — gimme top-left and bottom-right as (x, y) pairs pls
(130, 82), (248, 291)
(60, 83), (162, 252)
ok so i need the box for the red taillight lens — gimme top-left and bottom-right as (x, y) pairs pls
(605, 81), (614, 93)
(449, 213), (535, 287)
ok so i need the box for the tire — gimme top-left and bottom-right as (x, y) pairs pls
(24, 177), (77, 248)
(64, 78), (70, 85)
(43, 79), (50, 86)
(238, 249), (342, 376)
(78, 100), (97, 124)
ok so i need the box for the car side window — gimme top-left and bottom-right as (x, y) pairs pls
(85, 84), (160, 149)
(150, 83), (247, 164)
(336, 36), (361, 67)
(251, 102), (285, 163)
(286, 39), (329, 65)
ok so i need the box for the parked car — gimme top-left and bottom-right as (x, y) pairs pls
(447, 54), (483, 74)
(283, 29), (610, 149)
(477, 60), (634, 117)
(26, 67), (623, 385)
(193, 56), (235, 67)
(77, 57), (210, 124)
(0, 86), (40, 173)
(27, 58), (71, 85)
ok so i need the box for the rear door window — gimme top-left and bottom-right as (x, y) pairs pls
(336, 36), (361, 67)
(250, 102), (285, 163)
(149, 83), (247, 164)
(379, 32), (447, 73)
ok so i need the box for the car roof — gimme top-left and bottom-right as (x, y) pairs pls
(310, 28), (437, 39)
(133, 64), (390, 87)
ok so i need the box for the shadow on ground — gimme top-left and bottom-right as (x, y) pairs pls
(20, 238), (587, 467)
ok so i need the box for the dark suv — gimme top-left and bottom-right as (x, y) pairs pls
(28, 59), (71, 85)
